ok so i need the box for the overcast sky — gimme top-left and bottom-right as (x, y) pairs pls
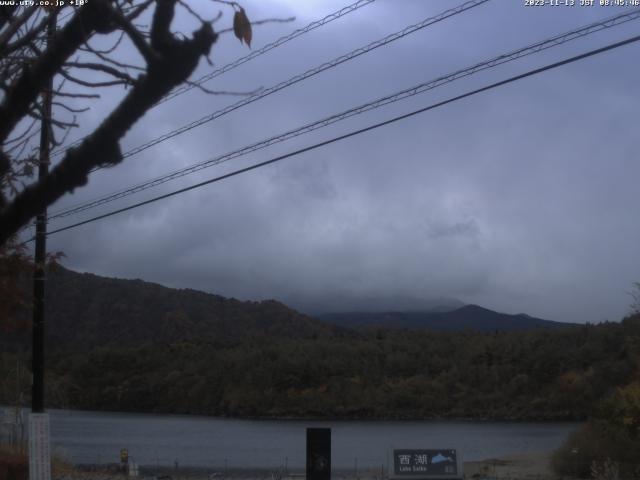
(34, 0), (640, 323)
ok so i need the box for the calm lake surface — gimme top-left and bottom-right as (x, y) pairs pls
(37, 409), (580, 469)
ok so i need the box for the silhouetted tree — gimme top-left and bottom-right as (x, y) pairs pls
(0, 0), (254, 246)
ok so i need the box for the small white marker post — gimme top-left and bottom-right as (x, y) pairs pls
(28, 413), (51, 480)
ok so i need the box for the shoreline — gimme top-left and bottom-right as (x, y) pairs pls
(464, 451), (553, 479)
(31, 406), (586, 424)
(56, 452), (555, 480)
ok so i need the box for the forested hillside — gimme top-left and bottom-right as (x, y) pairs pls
(1, 267), (638, 421)
(3, 315), (636, 421)
(1, 266), (337, 353)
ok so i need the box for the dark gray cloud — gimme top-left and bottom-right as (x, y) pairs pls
(41, 0), (640, 323)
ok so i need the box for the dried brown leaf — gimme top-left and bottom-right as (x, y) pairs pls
(233, 7), (252, 48)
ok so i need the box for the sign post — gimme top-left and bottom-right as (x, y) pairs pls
(306, 428), (331, 480)
(390, 449), (462, 480)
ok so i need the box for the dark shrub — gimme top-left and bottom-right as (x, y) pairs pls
(552, 420), (640, 478)
(0, 449), (27, 480)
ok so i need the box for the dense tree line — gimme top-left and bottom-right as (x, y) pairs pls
(550, 314), (640, 477)
(3, 314), (638, 421)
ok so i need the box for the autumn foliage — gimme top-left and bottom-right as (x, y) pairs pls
(0, 447), (27, 480)
(0, 239), (31, 335)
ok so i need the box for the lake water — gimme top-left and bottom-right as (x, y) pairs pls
(26, 409), (580, 470)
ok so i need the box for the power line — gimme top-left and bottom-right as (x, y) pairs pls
(161, 0), (377, 104)
(51, 0), (489, 165)
(47, 0), (488, 219)
(47, 8), (640, 222)
(118, 0), (489, 160)
(39, 32), (640, 240)
(50, 0), (376, 157)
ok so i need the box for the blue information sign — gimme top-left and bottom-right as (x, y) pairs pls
(393, 449), (458, 477)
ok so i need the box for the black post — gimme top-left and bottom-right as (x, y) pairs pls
(306, 428), (331, 480)
(32, 11), (55, 414)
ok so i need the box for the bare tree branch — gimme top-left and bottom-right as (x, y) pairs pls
(58, 67), (132, 88)
(52, 102), (90, 114)
(78, 30), (126, 55)
(218, 16), (295, 35)
(111, 8), (159, 64)
(0, 0), (119, 144)
(0, 0), (270, 247)
(1, 15), (47, 55)
(0, 1), (219, 245)
(0, 6), (38, 51)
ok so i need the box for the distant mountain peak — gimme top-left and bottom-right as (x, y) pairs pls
(317, 305), (576, 332)
(457, 304), (490, 312)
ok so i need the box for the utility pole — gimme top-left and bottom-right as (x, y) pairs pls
(32, 5), (55, 416)
(29, 9), (56, 480)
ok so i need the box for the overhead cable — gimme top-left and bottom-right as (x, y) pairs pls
(119, 0), (489, 160)
(50, 0), (376, 157)
(48, 8), (640, 221)
(51, 0), (489, 164)
(39, 32), (640, 239)
(161, 0), (377, 104)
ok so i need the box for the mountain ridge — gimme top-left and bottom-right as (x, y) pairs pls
(318, 304), (576, 331)
(3, 266), (578, 354)
(37, 265), (339, 352)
